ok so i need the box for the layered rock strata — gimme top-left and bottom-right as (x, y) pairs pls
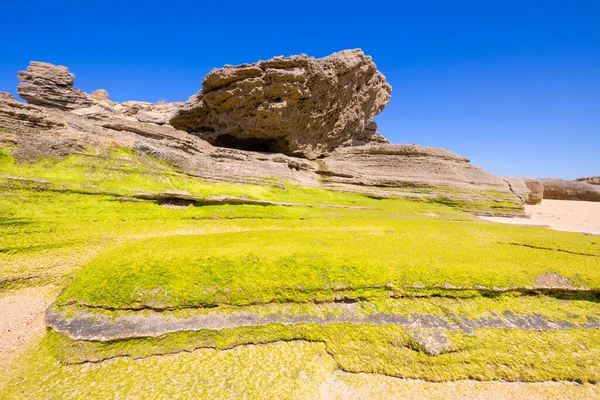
(171, 49), (392, 158)
(2, 56), (530, 211)
(577, 176), (600, 186)
(17, 62), (94, 110)
(320, 145), (508, 190)
(539, 178), (600, 202)
(17, 62), (182, 126)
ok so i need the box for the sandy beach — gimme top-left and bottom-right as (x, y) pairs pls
(482, 200), (600, 235)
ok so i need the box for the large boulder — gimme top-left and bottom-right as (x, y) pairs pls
(17, 62), (94, 110)
(170, 49), (392, 158)
(539, 178), (600, 202)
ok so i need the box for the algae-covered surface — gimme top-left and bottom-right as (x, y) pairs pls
(1, 148), (600, 398)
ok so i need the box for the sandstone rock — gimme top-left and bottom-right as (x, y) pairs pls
(321, 144), (509, 189)
(0, 92), (15, 101)
(407, 328), (452, 356)
(136, 110), (170, 125)
(522, 178), (543, 205)
(90, 89), (110, 102)
(122, 101), (183, 125)
(2, 62), (525, 215)
(171, 49), (392, 158)
(122, 101), (155, 116)
(71, 104), (116, 118)
(539, 178), (600, 202)
(502, 177), (530, 204)
(577, 176), (600, 186)
(17, 62), (93, 110)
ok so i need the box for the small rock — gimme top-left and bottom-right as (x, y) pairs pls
(407, 328), (453, 356)
(90, 89), (110, 102)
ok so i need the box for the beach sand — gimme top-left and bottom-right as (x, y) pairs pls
(481, 200), (600, 235)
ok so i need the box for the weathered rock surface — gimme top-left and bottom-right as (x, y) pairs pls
(171, 49), (392, 158)
(17, 62), (182, 126)
(90, 89), (110, 102)
(502, 177), (531, 204)
(45, 301), (600, 343)
(522, 178), (543, 205)
(0, 93), (319, 185)
(577, 176), (600, 186)
(0, 92), (15, 101)
(17, 62), (94, 110)
(321, 144), (509, 190)
(1, 60), (527, 213)
(539, 179), (600, 202)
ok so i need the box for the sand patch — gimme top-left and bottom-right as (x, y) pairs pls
(481, 200), (600, 235)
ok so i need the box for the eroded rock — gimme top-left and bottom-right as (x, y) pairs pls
(17, 62), (94, 110)
(577, 176), (600, 186)
(407, 328), (453, 356)
(171, 49), (392, 158)
(539, 178), (600, 202)
(90, 89), (110, 102)
(321, 144), (510, 190)
(522, 178), (544, 205)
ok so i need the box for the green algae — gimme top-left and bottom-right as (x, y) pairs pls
(57, 225), (600, 310)
(45, 324), (600, 383)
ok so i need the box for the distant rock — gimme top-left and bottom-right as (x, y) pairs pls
(122, 101), (183, 126)
(171, 49), (392, 158)
(540, 178), (600, 202)
(90, 89), (110, 102)
(577, 176), (600, 186)
(522, 178), (543, 205)
(17, 62), (94, 110)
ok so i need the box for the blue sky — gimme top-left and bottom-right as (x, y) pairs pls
(1, 0), (598, 179)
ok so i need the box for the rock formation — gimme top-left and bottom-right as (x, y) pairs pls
(320, 144), (508, 190)
(577, 176), (600, 186)
(17, 62), (94, 110)
(170, 49), (392, 158)
(1, 57), (533, 214)
(522, 178), (543, 205)
(17, 62), (182, 126)
(539, 178), (600, 202)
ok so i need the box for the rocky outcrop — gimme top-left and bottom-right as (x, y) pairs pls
(522, 178), (543, 205)
(1, 59), (527, 214)
(577, 176), (600, 186)
(539, 179), (600, 202)
(0, 92), (15, 101)
(90, 89), (110, 102)
(320, 144), (509, 190)
(17, 62), (94, 110)
(121, 101), (184, 125)
(17, 62), (182, 126)
(171, 49), (392, 158)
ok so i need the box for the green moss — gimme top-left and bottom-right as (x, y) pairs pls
(0, 146), (14, 165)
(57, 224), (600, 309)
(45, 324), (600, 383)
(1, 336), (336, 399)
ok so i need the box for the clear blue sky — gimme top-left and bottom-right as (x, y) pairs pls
(1, 0), (598, 179)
